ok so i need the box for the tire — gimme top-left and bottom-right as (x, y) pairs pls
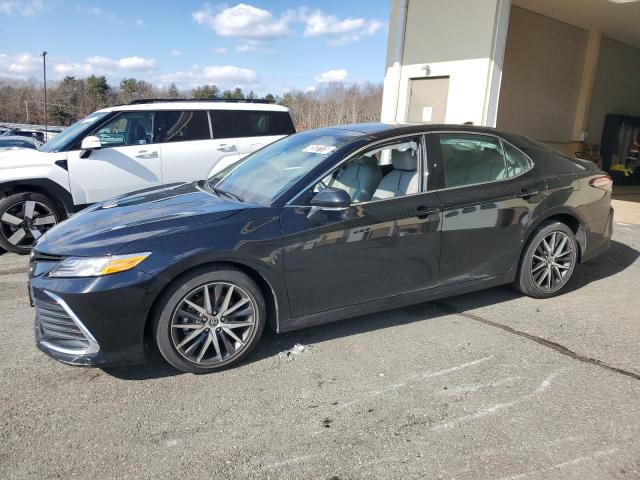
(153, 266), (266, 373)
(0, 192), (62, 254)
(513, 220), (578, 298)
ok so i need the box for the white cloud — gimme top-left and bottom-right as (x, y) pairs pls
(155, 65), (257, 89)
(315, 69), (348, 83)
(85, 55), (156, 71)
(214, 47), (228, 54)
(236, 44), (256, 53)
(0, 52), (42, 78)
(0, 0), (43, 15)
(304, 11), (384, 46)
(305, 85), (317, 93)
(170, 49), (183, 57)
(192, 3), (297, 39)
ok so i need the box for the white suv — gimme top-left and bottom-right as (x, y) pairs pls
(0, 100), (295, 253)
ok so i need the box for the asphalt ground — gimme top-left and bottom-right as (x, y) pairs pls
(1, 222), (639, 479)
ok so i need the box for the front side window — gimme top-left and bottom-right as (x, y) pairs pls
(154, 111), (210, 143)
(92, 111), (154, 147)
(440, 134), (506, 188)
(210, 128), (360, 205)
(311, 139), (422, 204)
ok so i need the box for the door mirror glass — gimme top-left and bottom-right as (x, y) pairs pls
(81, 136), (102, 150)
(310, 187), (351, 210)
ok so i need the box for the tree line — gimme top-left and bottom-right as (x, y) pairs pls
(0, 75), (383, 130)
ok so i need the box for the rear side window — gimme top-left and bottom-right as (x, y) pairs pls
(155, 111), (210, 143)
(245, 111), (294, 136)
(440, 134), (506, 188)
(503, 141), (531, 177)
(210, 110), (244, 139)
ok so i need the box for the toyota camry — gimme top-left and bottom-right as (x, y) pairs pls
(28, 123), (613, 373)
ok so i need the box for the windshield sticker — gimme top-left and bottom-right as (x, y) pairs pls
(303, 145), (337, 155)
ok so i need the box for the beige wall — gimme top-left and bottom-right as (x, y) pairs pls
(496, 6), (588, 143)
(585, 36), (640, 145)
(381, 0), (509, 126)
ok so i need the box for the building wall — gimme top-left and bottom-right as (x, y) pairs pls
(496, 6), (588, 147)
(585, 36), (640, 145)
(381, 0), (508, 126)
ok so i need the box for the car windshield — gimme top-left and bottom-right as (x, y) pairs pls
(209, 128), (361, 205)
(40, 111), (110, 153)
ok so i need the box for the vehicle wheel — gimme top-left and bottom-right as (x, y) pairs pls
(514, 221), (578, 298)
(0, 192), (62, 254)
(153, 267), (266, 373)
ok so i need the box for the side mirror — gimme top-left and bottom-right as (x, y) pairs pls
(310, 187), (351, 211)
(79, 136), (101, 158)
(81, 136), (102, 150)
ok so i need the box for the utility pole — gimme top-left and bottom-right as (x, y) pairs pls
(41, 51), (48, 137)
(25, 100), (29, 123)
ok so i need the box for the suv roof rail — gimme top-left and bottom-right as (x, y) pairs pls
(128, 98), (276, 105)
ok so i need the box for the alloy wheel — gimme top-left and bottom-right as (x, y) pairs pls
(0, 200), (57, 248)
(530, 231), (575, 292)
(170, 282), (257, 365)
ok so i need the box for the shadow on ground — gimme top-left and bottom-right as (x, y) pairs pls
(102, 240), (638, 381)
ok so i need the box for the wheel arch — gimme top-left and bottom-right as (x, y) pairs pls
(523, 209), (586, 262)
(143, 259), (283, 352)
(0, 179), (74, 217)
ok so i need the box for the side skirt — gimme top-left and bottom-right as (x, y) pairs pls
(277, 272), (515, 333)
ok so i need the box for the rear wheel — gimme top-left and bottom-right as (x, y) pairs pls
(514, 221), (578, 298)
(153, 267), (266, 373)
(0, 192), (61, 254)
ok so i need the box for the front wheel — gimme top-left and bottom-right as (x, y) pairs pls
(153, 267), (266, 373)
(0, 192), (62, 254)
(514, 221), (578, 298)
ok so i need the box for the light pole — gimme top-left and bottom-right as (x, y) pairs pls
(41, 51), (48, 138)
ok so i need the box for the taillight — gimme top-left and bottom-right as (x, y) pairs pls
(589, 175), (613, 192)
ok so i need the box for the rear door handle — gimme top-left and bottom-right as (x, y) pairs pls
(517, 188), (538, 198)
(217, 144), (238, 153)
(414, 206), (438, 218)
(135, 150), (158, 159)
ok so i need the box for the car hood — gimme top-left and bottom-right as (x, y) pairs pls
(36, 182), (243, 256)
(0, 147), (57, 168)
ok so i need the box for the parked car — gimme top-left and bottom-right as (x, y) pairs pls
(0, 127), (15, 136)
(29, 123), (613, 373)
(0, 136), (41, 151)
(0, 99), (295, 253)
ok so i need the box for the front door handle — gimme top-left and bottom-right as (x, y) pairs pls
(217, 144), (238, 153)
(414, 206), (438, 219)
(135, 150), (158, 159)
(517, 188), (539, 198)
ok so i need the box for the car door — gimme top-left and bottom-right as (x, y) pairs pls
(156, 110), (218, 183)
(432, 131), (547, 284)
(281, 135), (442, 318)
(205, 109), (244, 176)
(67, 111), (162, 205)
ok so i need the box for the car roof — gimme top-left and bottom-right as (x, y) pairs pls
(99, 102), (290, 113)
(315, 122), (507, 139)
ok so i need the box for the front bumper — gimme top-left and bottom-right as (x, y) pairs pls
(30, 261), (159, 367)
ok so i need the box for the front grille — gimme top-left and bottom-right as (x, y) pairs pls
(34, 291), (98, 354)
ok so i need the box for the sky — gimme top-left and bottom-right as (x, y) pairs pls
(0, 0), (390, 95)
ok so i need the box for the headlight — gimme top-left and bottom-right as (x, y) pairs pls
(49, 252), (151, 278)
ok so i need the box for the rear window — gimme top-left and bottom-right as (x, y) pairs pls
(210, 110), (294, 139)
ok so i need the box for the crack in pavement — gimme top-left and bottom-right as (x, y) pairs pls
(432, 301), (640, 382)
